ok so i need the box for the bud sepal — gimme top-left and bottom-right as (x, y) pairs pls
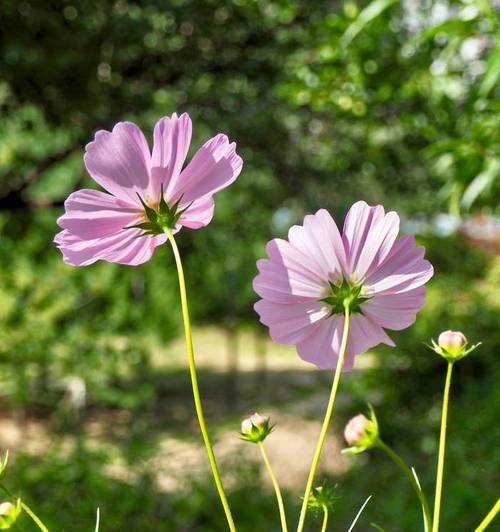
(306, 481), (339, 513)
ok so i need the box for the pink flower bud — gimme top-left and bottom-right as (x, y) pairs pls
(344, 414), (372, 446)
(438, 330), (467, 356)
(0, 500), (21, 529)
(342, 408), (379, 455)
(240, 413), (272, 443)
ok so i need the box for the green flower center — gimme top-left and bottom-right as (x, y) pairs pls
(322, 278), (371, 315)
(126, 185), (190, 235)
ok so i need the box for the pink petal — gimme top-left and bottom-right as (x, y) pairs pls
(287, 209), (347, 282)
(168, 134), (242, 204)
(266, 239), (327, 285)
(55, 229), (167, 266)
(254, 299), (330, 344)
(84, 122), (151, 205)
(361, 287), (426, 330)
(354, 210), (400, 280)
(151, 113), (192, 200)
(342, 201), (385, 277)
(253, 257), (328, 304)
(296, 315), (346, 369)
(347, 314), (395, 358)
(57, 189), (139, 240)
(365, 235), (434, 295)
(178, 196), (215, 229)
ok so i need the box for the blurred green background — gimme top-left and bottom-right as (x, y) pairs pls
(0, 0), (499, 530)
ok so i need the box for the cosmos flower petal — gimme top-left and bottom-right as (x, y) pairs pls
(296, 315), (345, 369)
(55, 229), (167, 266)
(354, 210), (400, 280)
(366, 235), (434, 295)
(84, 122), (151, 204)
(266, 239), (327, 284)
(254, 258), (328, 303)
(254, 299), (330, 344)
(362, 287), (426, 330)
(288, 209), (347, 281)
(342, 201), (385, 276)
(169, 134), (243, 204)
(57, 189), (139, 240)
(178, 196), (215, 229)
(151, 113), (192, 199)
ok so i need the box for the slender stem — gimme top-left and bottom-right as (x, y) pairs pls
(432, 361), (454, 532)
(320, 504), (329, 532)
(474, 498), (500, 532)
(296, 304), (351, 532)
(377, 440), (432, 532)
(21, 502), (50, 532)
(165, 229), (236, 532)
(258, 442), (288, 532)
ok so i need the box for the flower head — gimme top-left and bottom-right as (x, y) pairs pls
(240, 412), (273, 443)
(430, 330), (480, 362)
(55, 113), (243, 266)
(254, 202), (433, 369)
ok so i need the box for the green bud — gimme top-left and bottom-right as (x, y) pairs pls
(240, 413), (273, 443)
(307, 481), (339, 512)
(342, 405), (379, 455)
(0, 500), (21, 530)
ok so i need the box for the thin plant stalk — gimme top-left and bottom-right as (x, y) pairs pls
(296, 303), (351, 532)
(474, 498), (500, 532)
(257, 441), (288, 532)
(320, 504), (328, 532)
(165, 229), (236, 532)
(21, 502), (50, 532)
(376, 440), (432, 531)
(0, 484), (49, 532)
(432, 361), (454, 532)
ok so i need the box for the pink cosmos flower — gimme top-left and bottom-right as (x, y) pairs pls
(253, 202), (434, 370)
(55, 113), (243, 266)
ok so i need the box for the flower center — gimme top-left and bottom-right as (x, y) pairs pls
(126, 185), (190, 236)
(322, 278), (371, 315)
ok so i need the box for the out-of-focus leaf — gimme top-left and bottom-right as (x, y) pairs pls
(341, 0), (398, 45)
(479, 42), (500, 97)
(461, 158), (500, 209)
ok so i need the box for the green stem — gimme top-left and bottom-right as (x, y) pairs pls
(258, 442), (288, 532)
(296, 304), (351, 532)
(20, 502), (50, 532)
(432, 361), (454, 532)
(474, 498), (500, 532)
(320, 504), (329, 532)
(165, 229), (236, 532)
(377, 440), (432, 532)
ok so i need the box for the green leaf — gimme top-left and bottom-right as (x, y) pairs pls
(461, 158), (500, 209)
(342, 0), (398, 46)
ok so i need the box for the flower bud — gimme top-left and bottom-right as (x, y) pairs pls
(438, 331), (466, 356)
(0, 500), (21, 530)
(342, 406), (379, 455)
(307, 482), (339, 511)
(240, 413), (273, 443)
(430, 330), (480, 362)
